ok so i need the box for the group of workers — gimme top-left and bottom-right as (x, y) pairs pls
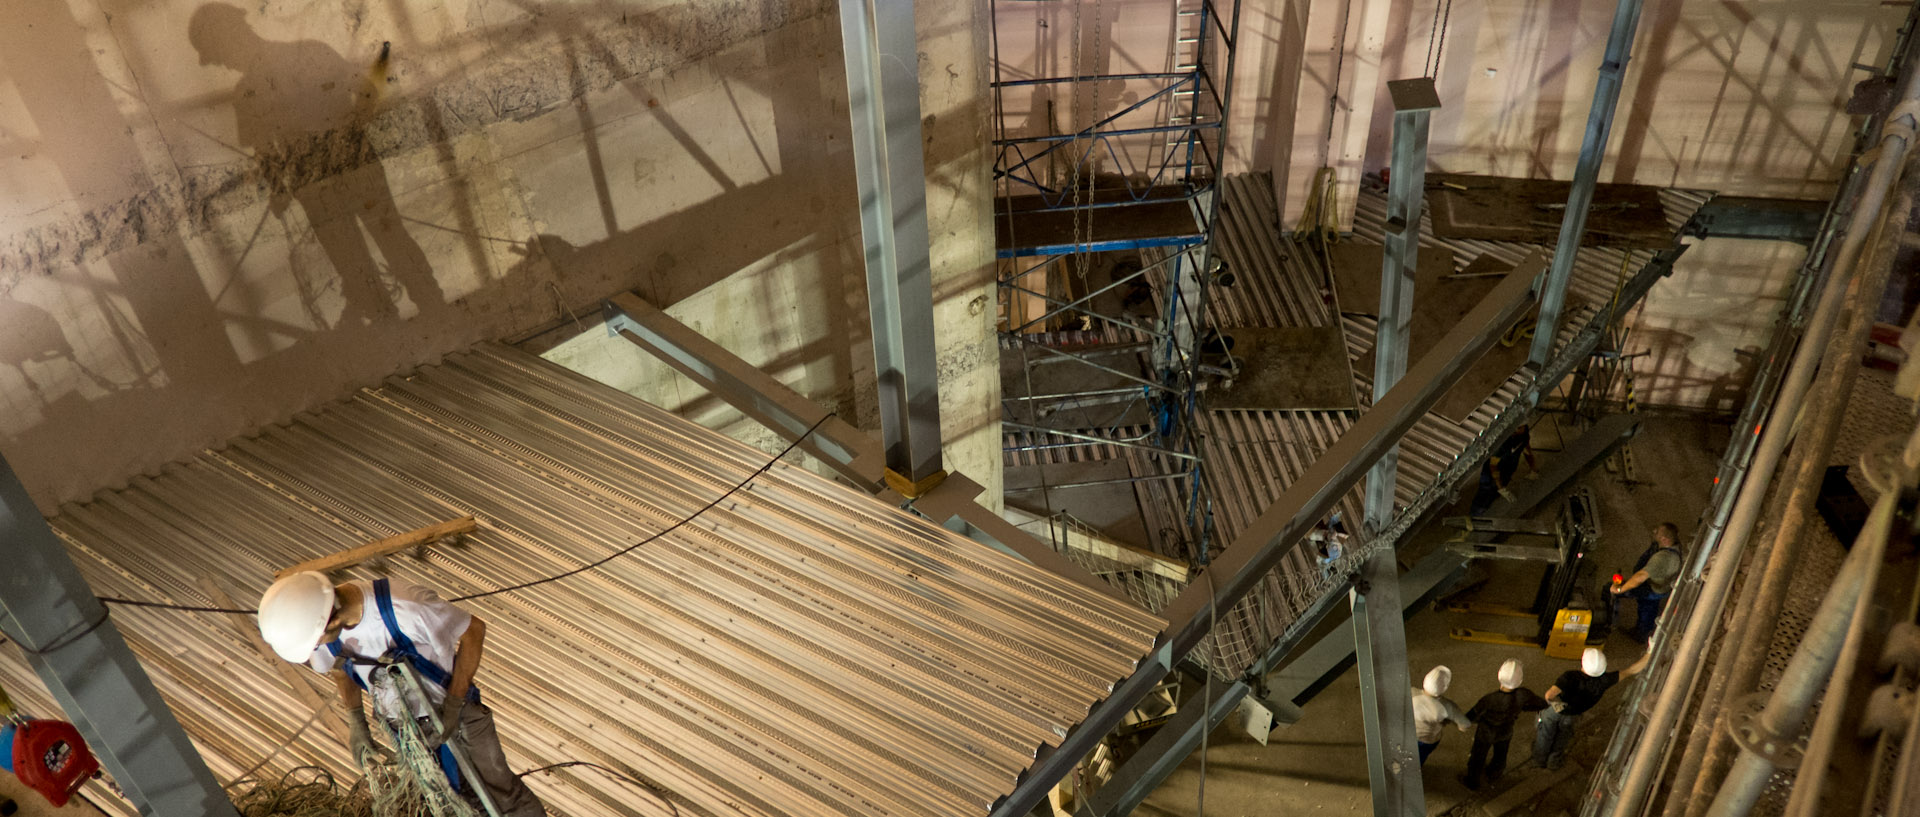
(1413, 648), (1651, 790)
(1405, 519), (1681, 790)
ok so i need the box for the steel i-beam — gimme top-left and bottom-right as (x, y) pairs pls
(0, 455), (238, 816)
(1364, 78), (1441, 533)
(1528, 0), (1648, 369)
(1353, 77), (1440, 817)
(837, 0), (945, 488)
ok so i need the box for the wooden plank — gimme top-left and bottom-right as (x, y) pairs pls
(275, 516), (477, 579)
(198, 577), (348, 744)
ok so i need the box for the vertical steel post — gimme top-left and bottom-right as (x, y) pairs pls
(1527, 0), (1647, 369)
(838, 0), (945, 487)
(1352, 553), (1423, 817)
(1355, 79), (1438, 817)
(1364, 78), (1440, 533)
(0, 455), (238, 816)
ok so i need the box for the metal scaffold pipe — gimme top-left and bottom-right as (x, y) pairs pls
(1607, 57), (1920, 817)
(1677, 145), (1918, 817)
(1702, 440), (1906, 817)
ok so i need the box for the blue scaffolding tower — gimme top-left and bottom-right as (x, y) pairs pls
(992, 0), (1241, 562)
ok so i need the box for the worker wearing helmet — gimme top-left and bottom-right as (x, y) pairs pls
(1410, 666), (1472, 765)
(1532, 647), (1649, 770)
(259, 572), (545, 816)
(1460, 660), (1547, 789)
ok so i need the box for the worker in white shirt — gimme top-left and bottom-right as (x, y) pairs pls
(259, 572), (546, 816)
(1411, 665), (1473, 765)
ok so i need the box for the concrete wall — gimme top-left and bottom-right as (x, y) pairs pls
(1223, 0), (1895, 411)
(0, 0), (997, 512)
(1252, 0), (1901, 219)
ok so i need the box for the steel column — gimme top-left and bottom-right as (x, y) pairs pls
(1353, 78), (1439, 817)
(0, 455), (238, 817)
(989, 252), (1542, 817)
(838, 0), (945, 485)
(1527, 0), (1647, 368)
(1352, 552), (1422, 817)
(1364, 78), (1440, 534)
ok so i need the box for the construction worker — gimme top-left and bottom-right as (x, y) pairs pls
(1470, 424), (1537, 514)
(1411, 665), (1472, 765)
(1611, 522), (1683, 642)
(259, 572), (546, 816)
(1460, 660), (1547, 790)
(1532, 648), (1649, 770)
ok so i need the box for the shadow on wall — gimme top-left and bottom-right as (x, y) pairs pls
(0, 0), (866, 511)
(190, 3), (447, 327)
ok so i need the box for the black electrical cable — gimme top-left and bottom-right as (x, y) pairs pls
(0, 605), (113, 656)
(517, 761), (679, 816)
(96, 597), (255, 614)
(71, 415), (830, 615)
(449, 413), (830, 602)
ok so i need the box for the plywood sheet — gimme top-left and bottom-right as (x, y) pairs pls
(1426, 174), (1674, 249)
(1209, 326), (1358, 411)
(1349, 252), (1575, 422)
(1327, 243), (1458, 315)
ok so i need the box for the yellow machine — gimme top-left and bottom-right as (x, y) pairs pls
(1545, 609), (1593, 658)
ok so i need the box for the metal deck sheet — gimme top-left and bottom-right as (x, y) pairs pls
(0, 344), (1164, 817)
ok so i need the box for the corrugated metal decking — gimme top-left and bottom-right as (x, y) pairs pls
(0, 345), (1164, 817)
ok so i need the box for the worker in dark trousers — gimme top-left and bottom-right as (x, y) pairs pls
(1533, 648), (1649, 770)
(1460, 660), (1547, 790)
(1470, 424), (1537, 514)
(259, 572), (547, 816)
(1611, 522), (1683, 643)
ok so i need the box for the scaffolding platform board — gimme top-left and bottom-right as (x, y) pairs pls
(1426, 174), (1675, 249)
(996, 194), (1204, 257)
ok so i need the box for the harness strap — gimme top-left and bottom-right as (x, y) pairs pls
(372, 579), (480, 705)
(329, 581), (479, 704)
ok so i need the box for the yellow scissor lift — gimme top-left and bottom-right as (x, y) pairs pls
(1438, 487), (1601, 657)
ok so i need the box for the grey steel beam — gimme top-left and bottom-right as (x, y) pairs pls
(1528, 0), (1647, 369)
(1365, 78), (1440, 535)
(1084, 576), (1353, 817)
(1351, 552), (1422, 817)
(1354, 77), (1440, 817)
(837, 0), (945, 486)
(1683, 196), (1828, 244)
(906, 472), (1131, 603)
(990, 252), (1542, 817)
(604, 292), (887, 489)
(0, 455), (238, 817)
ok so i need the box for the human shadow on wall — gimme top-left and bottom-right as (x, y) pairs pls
(189, 3), (445, 326)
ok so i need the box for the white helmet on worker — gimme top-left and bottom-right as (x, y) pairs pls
(1498, 659), (1523, 689)
(1582, 647), (1608, 677)
(258, 571), (336, 663)
(1423, 665), (1452, 697)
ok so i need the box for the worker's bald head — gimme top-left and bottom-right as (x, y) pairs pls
(1655, 522), (1679, 546)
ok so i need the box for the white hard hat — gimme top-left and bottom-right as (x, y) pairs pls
(1423, 665), (1452, 697)
(1582, 647), (1608, 677)
(1498, 659), (1523, 689)
(259, 571), (336, 663)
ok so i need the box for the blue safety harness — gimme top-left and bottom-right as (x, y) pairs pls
(326, 579), (477, 790)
